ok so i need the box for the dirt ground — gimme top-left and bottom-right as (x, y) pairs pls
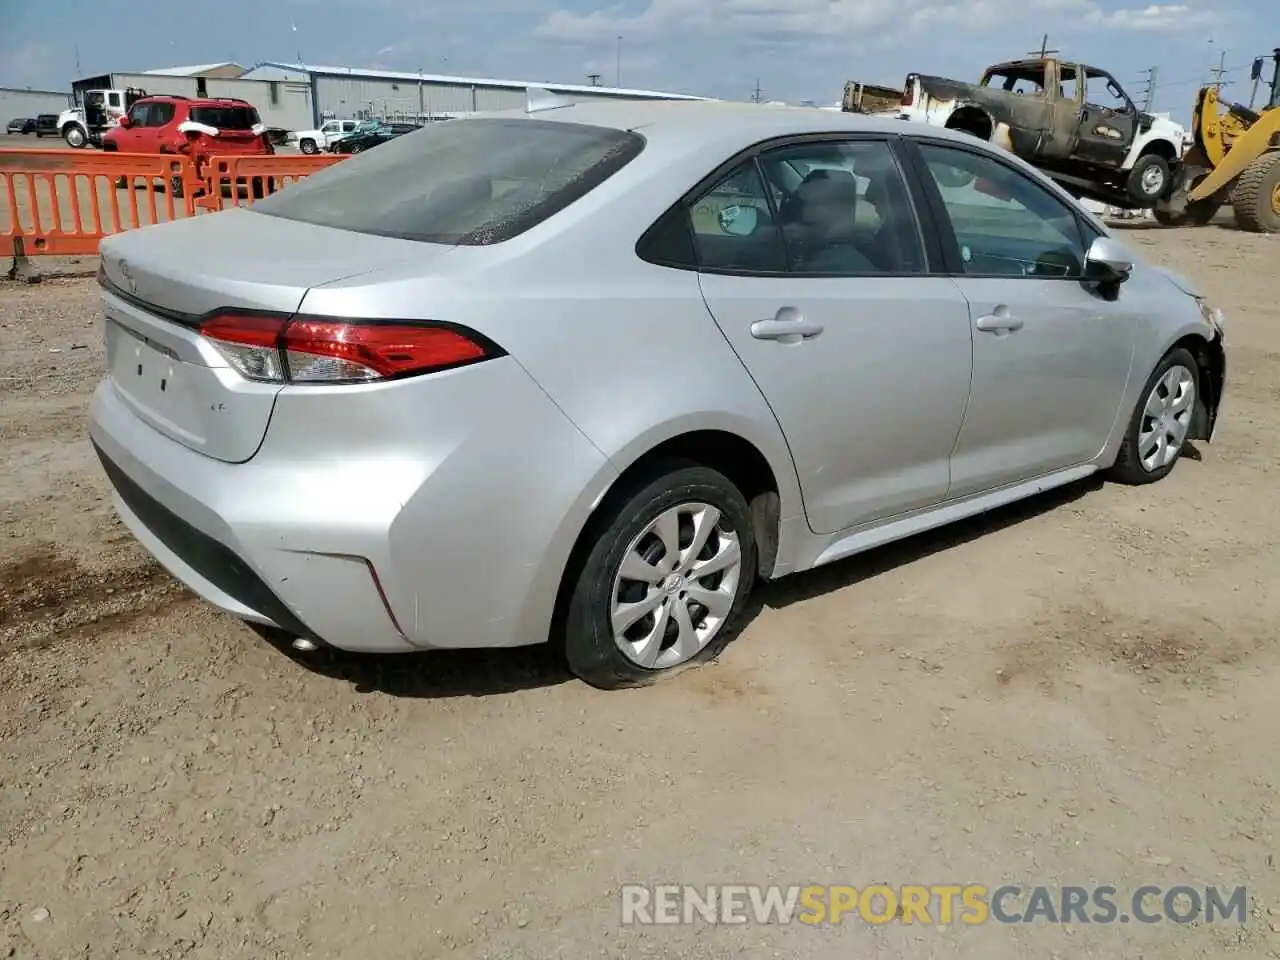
(1, 222), (1278, 960)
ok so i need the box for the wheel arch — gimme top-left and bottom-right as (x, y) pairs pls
(945, 106), (994, 142)
(1169, 331), (1225, 442)
(1136, 137), (1179, 162)
(546, 418), (803, 651)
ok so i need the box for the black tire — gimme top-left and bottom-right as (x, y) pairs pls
(1127, 154), (1171, 205)
(115, 176), (128, 190)
(1230, 152), (1280, 234)
(1109, 347), (1200, 485)
(299, 138), (317, 155)
(563, 463), (758, 690)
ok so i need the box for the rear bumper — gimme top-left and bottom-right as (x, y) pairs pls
(87, 356), (616, 655)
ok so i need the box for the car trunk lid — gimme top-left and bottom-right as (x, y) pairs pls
(99, 209), (454, 463)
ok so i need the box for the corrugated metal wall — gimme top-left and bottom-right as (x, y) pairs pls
(204, 78), (313, 130)
(107, 73), (312, 131)
(0, 88), (72, 119)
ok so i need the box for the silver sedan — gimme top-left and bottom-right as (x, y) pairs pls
(88, 96), (1226, 689)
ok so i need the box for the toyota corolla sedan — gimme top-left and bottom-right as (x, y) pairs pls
(89, 97), (1226, 690)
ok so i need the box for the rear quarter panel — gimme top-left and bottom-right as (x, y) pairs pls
(300, 133), (808, 584)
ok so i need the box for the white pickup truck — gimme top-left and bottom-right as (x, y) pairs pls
(888, 57), (1187, 209)
(288, 118), (359, 155)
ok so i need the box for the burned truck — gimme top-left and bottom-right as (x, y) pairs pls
(893, 57), (1187, 209)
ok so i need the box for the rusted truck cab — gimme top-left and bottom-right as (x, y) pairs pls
(898, 57), (1185, 209)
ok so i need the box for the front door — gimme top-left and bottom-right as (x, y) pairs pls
(1073, 69), (1138, 167)
(114, 102), (149, 151)
(692, 137), (974, 535)
(912, 139), (1138, 498)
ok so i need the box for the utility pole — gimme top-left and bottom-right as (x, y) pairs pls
(1137, 65), (1159, 111)
(615, 35), (622, 87)
(1028, 34), (1059, 58)
(750, 79), (763, 103)
(587, 73), (601, 86)
(1209, 49), (1229, 92)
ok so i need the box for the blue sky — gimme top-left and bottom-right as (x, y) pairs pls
(4, 0), (1276, 122)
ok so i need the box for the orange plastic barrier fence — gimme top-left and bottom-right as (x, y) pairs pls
(0, 149), (202, 257)
(1, 150), (345, 257)
(196, 154), (344, 212)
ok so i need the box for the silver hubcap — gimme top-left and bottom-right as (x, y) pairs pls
(610, 502), (743, 670)
(67, 129), (83, 146)
(1139, 364), (1195, 472)
(1141, 165), (1165, 194)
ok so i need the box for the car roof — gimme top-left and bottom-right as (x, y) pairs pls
(459, 98), (986, 154)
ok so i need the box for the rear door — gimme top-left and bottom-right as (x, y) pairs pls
(691, 136), (974, 534)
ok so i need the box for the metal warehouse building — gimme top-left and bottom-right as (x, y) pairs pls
(0, 87), (73, 121)
(240, 62), (709, 127)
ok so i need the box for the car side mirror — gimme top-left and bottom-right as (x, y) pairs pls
(718, 203), (761, 237)
(1085, 236), (1132, 284)
(118, 116), (132, 128)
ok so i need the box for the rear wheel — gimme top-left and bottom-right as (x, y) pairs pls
(1230, 152), (1280, 234)
(563, 464), (757, 690)
(1109, 347), (1199, 485)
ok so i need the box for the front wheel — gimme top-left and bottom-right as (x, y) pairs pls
(63, 125), (87, 149)
(1126, 154), (1171, 205)
(299, 138), (318, 155)
(1109, 347), (1199, 485)
(563, 464), (758, 689)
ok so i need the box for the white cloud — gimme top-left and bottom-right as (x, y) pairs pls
(1084, 3), (1214, 29)
(534, 0), (1221, 47)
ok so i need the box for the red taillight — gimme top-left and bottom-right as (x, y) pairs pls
(198, 313), (496, 385)
(901, 76), (915, 107)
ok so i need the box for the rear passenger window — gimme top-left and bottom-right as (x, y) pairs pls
(686, 161), (788, 273)
(757, 140), (925, 275)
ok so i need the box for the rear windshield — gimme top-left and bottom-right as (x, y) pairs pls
(191, 105), (260, 129)
(249, 117), (645, 245)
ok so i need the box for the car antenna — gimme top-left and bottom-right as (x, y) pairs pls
(526, 86), (575, 113)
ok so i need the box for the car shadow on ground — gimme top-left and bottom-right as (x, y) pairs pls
(254, 469), (1153, 699)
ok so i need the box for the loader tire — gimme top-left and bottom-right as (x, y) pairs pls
(1231, 152), (1280, 234)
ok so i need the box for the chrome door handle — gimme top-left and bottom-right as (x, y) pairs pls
(975, 307), (1023, 334)
(750, 309), (824, 343)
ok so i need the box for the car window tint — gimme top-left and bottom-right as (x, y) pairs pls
(917, 143), (1086, 278)
(250, 117), (644, 245)
(190, 106), (259, 129)
(758, 140), (925, 276)
(686, 160), (788, 273)
(150, 102), (175, 126)
(128, 103), (151, 127)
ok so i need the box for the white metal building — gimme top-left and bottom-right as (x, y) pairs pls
(70, 71), (314, 131)
(241, 62), (710, 127)
(0, 87), (73, 120)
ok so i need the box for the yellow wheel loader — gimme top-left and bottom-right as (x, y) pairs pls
(1155, 49), (1280, 232)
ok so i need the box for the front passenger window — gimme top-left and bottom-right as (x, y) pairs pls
(917, 143), (1087, 278)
